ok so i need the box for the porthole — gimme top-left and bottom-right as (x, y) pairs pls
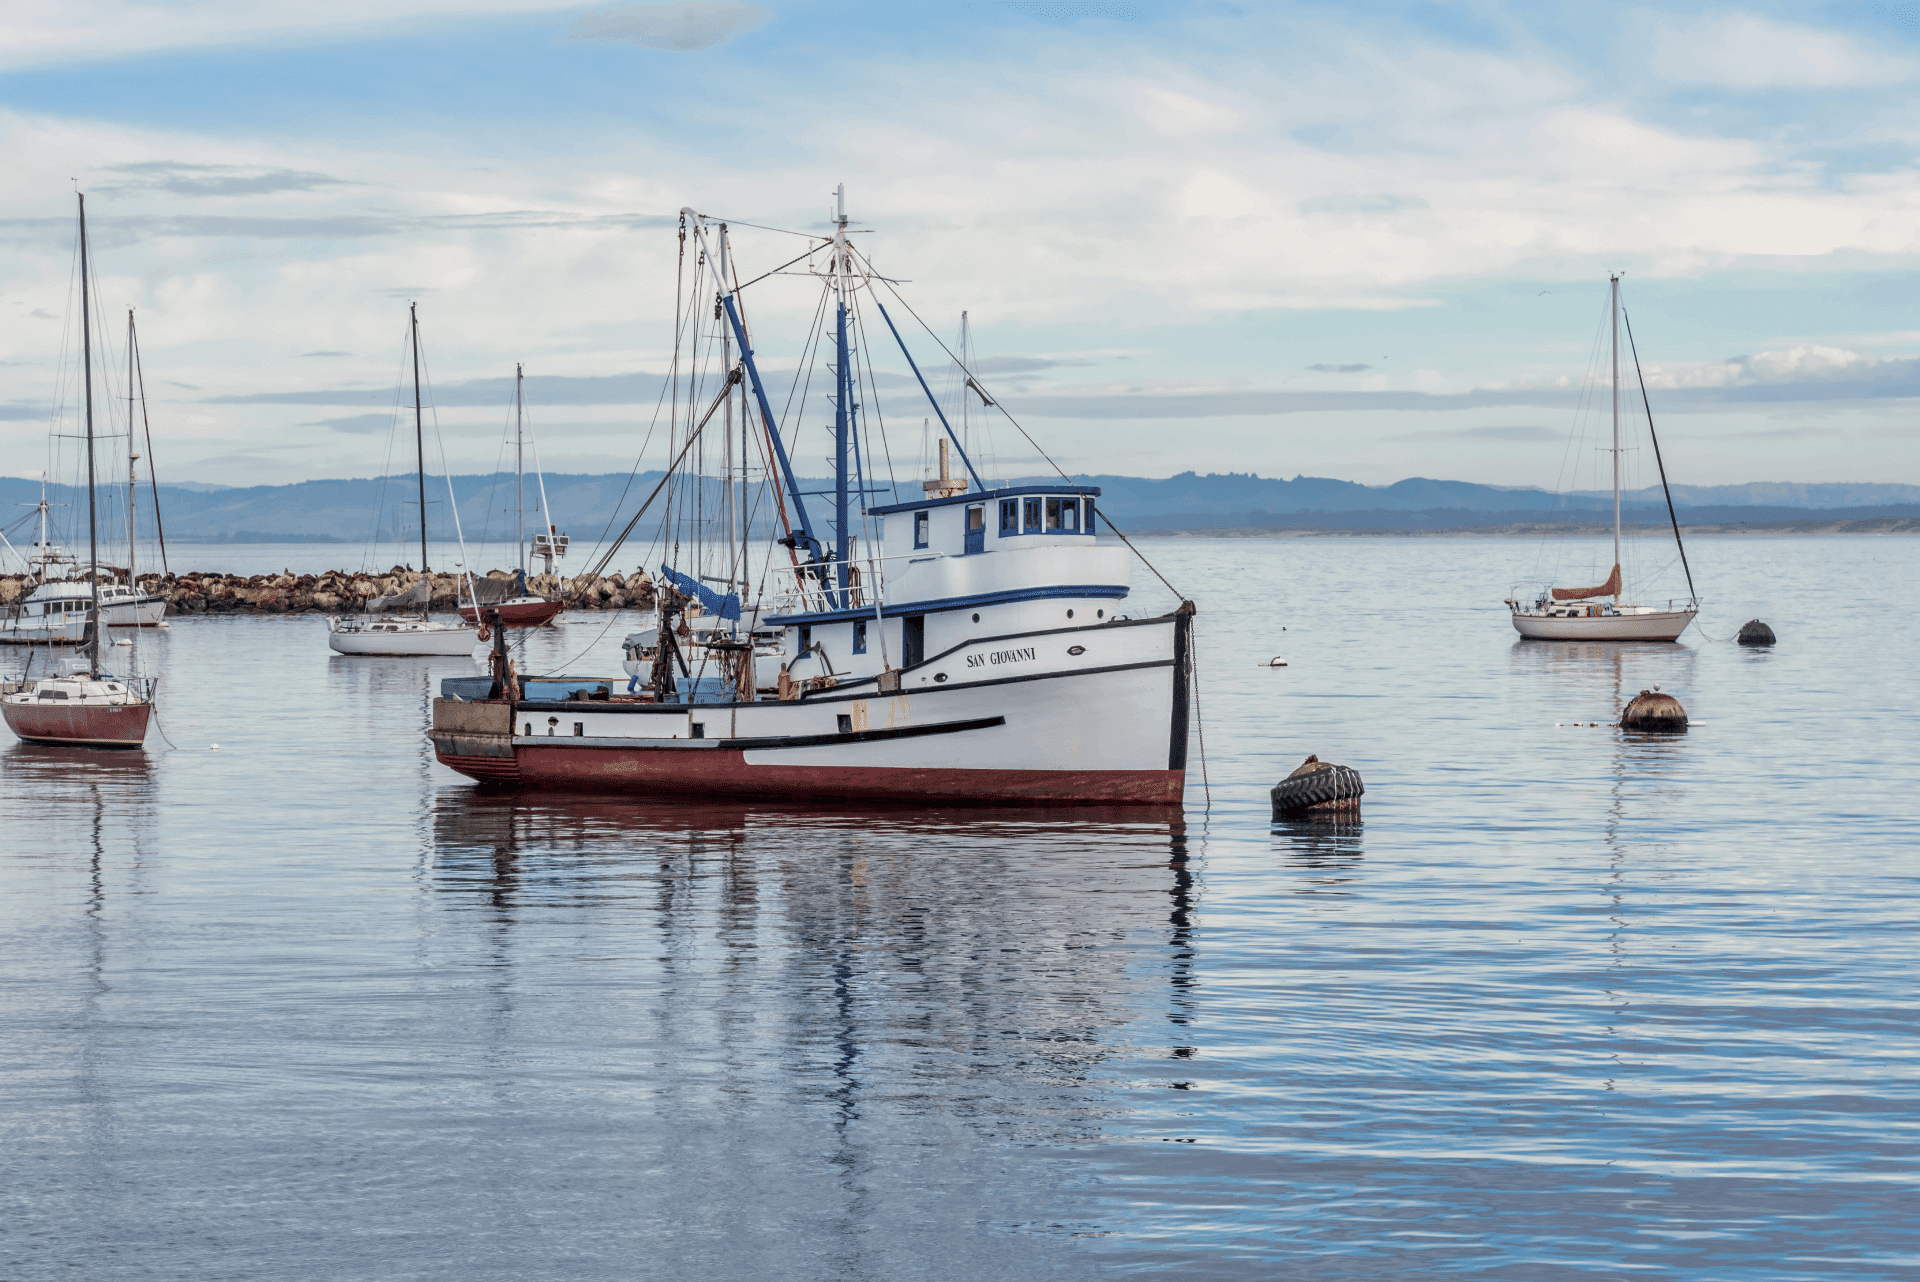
(1067, 645), (1086, 656)
(934, 672), (949, 683)
(971, 613), (980, 623)
(1097, 609), (1104, 618)
(1066, 609), (1075, 619)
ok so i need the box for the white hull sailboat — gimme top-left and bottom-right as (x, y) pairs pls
(3, 193), (156, 748)
(1509, 274), (1699, 643)
(326, 303), (477, 658)
(329, 615), (478, 656)
(430, 192), (1193, 804)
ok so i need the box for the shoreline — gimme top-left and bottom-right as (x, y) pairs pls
(0, 568), (656, 616)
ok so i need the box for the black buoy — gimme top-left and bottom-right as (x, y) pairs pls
(1737, 619), (1776, 646)
(1272, 755), (1364, 817)
(1621, 689), (1687, 732)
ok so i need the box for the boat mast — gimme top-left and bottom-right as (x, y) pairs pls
(127, 310), (138, 593)
(411, 302), (428, 579)
(832, 184), (852, 609)
(79, 193), (101, 672)
(515, 363), (525, 585)
(1610, 273), (1621, 599)
(718, 225), (736, 632)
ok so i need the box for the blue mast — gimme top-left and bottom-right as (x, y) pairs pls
(832, 186), (853, 609)
(834, 301), (851, 606)
(688, 211), (825, 572)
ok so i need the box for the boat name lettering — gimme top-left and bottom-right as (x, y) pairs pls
(967, 646), (1037, 669)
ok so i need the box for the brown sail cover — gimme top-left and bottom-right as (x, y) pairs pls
(1552, 564), (1620, 601)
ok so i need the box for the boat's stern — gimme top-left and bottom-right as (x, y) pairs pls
(429, 698), (521, 782)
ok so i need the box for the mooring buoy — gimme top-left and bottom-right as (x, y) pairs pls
(1272, 754), (1364, 816)
(1621, 689), (1687, 732)
(1737, 619), (1776, 646)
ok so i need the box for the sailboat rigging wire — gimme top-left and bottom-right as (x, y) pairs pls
(853, 248), (1188, 603)
(413, 324), (483, 608)
(128, 315), (169, 576)
(573, 373), (743, 587)
(1622, 305), (1698, 606)
(732, 243), (831, 294)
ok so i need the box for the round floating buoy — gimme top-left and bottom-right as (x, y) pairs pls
(1737, 619), (1776, 647)
(1265, 656), (1288, 667)
(1621, 689), (1687, 732)
(1272, 754), (1364, 816)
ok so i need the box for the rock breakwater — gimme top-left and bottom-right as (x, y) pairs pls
(0, 568), (655, 616)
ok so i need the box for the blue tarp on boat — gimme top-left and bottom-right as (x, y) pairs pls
(659, 564), (741, 621)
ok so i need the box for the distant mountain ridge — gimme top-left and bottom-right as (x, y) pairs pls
(2, 471), (1916, 546)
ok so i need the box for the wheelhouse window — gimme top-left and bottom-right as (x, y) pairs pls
(853, 619), (868, 654)
(999, 499), (1018, 533)
(1045, 497), (1064, 530)
(967, 505), (984, 532)
(913, 510), (930, 548)
(1023, 497), (1042, 531)
(1085, 500), (1096, 534)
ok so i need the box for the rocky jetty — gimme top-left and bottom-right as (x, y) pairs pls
(0, 568), (655, 616)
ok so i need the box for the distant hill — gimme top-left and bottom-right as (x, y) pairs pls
(3, 471), (1917, 548)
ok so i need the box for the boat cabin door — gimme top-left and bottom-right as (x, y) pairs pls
(964, 504), (985, 555)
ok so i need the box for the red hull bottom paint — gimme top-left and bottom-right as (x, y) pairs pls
(2, 701), (151, 748)
(436, 745), (1183, 804)
(458, 600), (564, 627)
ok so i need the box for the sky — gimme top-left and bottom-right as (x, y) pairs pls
(3, 0), (1920, 490)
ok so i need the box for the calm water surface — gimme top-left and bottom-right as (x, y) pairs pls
(3, 536), (1916, 1279)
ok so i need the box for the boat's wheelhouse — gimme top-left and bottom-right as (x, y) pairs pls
(770, 483), (1130, 683)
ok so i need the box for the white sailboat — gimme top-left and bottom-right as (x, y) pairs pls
(1508, 275), (1699, 642)
(327, 304), (477, 658)
(3, 193), (157, 748)
(458, 364), (566, 630)
(428, 190), (1195, 804)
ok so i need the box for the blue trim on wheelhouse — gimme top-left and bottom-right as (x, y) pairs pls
(868, 483), (1101, 517)
(767, 582), (1128, 626)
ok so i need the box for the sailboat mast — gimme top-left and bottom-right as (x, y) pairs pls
(832, 184), (852, 608)
(515, 363), (525, 581)
(79, 193), (101, 672)
(128, 310), (137, 591)
(411, 303), (428, 576)
(1610, 273), (1621, 597)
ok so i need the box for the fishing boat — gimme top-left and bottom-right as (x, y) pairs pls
(1507, 275), (1699, 642)
(327, 304), (478, 658)
(458, 364), (565, 630)
(430, 191), (1194, 804)
(3, 193), (156, 748)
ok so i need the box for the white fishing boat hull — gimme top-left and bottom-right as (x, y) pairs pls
(1511, 607), (1696, 641)
(0, 616), (91, 646)
(432, 613), (1190, 804)
(102, 593), (168, 627)
(328, 618), (477, 657)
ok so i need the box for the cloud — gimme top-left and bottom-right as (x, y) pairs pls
(102, 161), (352, 197)
(0, 402), (47, 420)
(1307, 363), (1372, 373)
(217, 370), (674, 408)
(0, 209), (676, 245)
(300, 350), (353, 358)
(1649, 14), (1916, 89)
(304, 413), (398, 433)
(566, 2), (771, 50)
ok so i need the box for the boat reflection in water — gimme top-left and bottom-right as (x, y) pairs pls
(429, 790), (1202, 1150)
